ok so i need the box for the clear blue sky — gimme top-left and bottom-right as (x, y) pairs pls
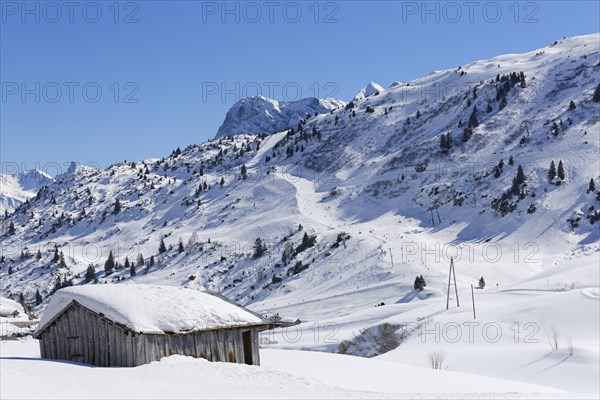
(1, 0), (599, 174)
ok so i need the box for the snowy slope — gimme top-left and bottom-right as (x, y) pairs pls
(215, 96), (346, 138)
(0, 169), (54, 214)
(4, 339), (595, 399)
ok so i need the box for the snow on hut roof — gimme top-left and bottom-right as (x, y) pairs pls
(37, 284), (265, 334)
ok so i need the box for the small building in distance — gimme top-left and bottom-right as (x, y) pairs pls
(33, 284), (270, 367)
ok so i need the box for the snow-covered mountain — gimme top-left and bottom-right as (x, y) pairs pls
(2, 33), (599, 329)
(215, 96), (346, 138)
(353, 81), (385, 101)
(0, 169), (54, 215)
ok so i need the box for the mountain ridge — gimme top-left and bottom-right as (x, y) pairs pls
(1, 33), (598, 323)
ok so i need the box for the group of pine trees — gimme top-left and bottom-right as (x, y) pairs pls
(548, 160), (566, 183)
(439, 132), (452, 153)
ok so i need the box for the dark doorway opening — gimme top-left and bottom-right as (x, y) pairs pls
(242, 330), (253, 365)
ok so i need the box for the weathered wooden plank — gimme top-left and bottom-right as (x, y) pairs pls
(216, 330), (227, 362)
(152, 335), (162, 360)
(133, 333), (144, 366)
(209, 331), (218, 361)
(193, 332), (207, 361)
(118, 328), (127, 367)
(98, 319), (108, 367)
(87, 307), (98, 366)
(56, 317), (67, 361)
(107, 324), (116, 366)
(224, 330), (235, 363)
(39, 337), (46, 359)
(251, 328), (260, 366)
(73, 306), (84, 363)
(124, 331), (135, 367)
(184, 334), (197, 358)
(142, 335), (153, 363)
(233, 330), (244, 364)
(48, 326), (57, 360)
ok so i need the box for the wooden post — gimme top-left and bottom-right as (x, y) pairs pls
(446, 258), (452, 310)
(430, 209), (435, 227)
(446, 257), (459, 310)
(435, 207), (441, 224)
(453, 258), (459, 308)
(471, 284), (476, 319)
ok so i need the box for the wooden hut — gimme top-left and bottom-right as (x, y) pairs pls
(33, 284), (270, 367)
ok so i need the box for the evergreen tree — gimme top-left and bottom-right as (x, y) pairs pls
(159, 239), (167, 254)
(478, 276), (486, 289)
(8, 266), (13, 275)
(18, 292), (26, 307)
(569, 100), (576, 110)
(137, 253), (145, 267)
(104, 250), (115, 274)
(8, 221), (15, 235)
(511, 165), (526, 195)
(178, 238), (185, 253)
(414, 275), (426, 291)
(241, 164), (247, 180)
(508, 155), (514, 166)
(59, 252), (67, 268)
(149, 255), (155, 267)
(486, 103), (493, 113)
(594, 83), (600, 103)
(588, 178), (596, 193)
(124, 257), (130, 270)
(416, 110), (421, 119)
(253, 238), (264, 259)
(413, 276), (422, 291)
(516, 165), (526, 184)
(548, 160), (556, 182)
(36, 250), (42, 260)
(557, 160), (566, 180)
(35, 289), (43, 306)
(461, 127), (473, 143)
(130, 264), (136, 277)
(220, 177), (225, 187)
(468, 106), (479, 128)
(113, 199), (122, 214)
(85, 264), (95, 283)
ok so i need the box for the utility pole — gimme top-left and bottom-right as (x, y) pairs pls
(446, 257), (459, 309)
(471, 284), (476, 319)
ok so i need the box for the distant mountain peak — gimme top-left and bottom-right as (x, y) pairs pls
(353, 82), (385, 101)
(215, 96), (346, 138)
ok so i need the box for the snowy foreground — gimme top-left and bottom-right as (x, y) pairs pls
(0, 338), (596, 400)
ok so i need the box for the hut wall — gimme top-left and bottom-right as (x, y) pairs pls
(38, 302), (262, 367)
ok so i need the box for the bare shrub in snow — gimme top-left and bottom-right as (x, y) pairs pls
(258, 336), (278, 348)
(337, 323), (401, 357)
(428, 350), (447, 370)
(547, 326), (561, 351)
(567, 337), (574, 356)
(376, 323), (400, 354)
